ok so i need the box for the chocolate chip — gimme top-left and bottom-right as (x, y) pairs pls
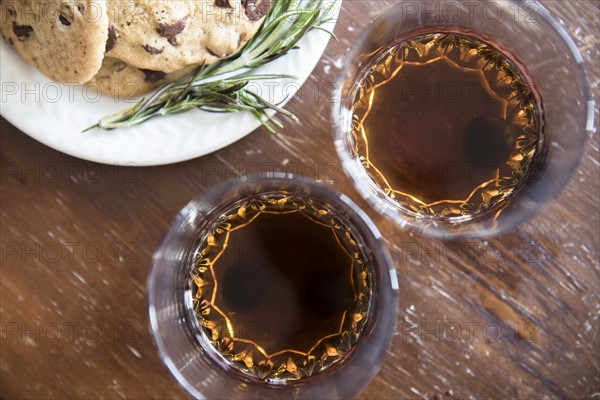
(59, 15), (71, 26)
(105, 24), (119, 52)
(157, 17), (187, 46)
(143, 44), (163, 54)
(140, 69), (166, 82)
(8, 38), (14, 46)
(243, 0), (271, 22)
(215, 0), (232, 7)
(12, 22), (33, 38)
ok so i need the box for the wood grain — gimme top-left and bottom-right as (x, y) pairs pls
(1, 1), (598, 399)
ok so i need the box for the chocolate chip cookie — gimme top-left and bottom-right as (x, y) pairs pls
(0, 0), (109, 84)
(105, 0), (271, 73)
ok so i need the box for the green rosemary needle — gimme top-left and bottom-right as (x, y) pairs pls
(85, 0), (336, 132)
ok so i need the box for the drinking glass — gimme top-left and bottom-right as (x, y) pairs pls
(333, 0), (594, 238)
(148, 175), (399, 399)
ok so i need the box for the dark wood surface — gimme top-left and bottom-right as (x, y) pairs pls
(1, 1), (598, 399)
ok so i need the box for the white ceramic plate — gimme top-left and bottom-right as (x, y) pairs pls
(0, 1), (341, 166)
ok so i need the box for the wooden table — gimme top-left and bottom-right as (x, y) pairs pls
(1, 1), (598, 399)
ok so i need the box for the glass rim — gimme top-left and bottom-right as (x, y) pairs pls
(332, 0), (594, 239)
(147, 174), (399, 399)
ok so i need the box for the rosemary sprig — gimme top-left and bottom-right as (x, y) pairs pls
(85, 0), (336, 132)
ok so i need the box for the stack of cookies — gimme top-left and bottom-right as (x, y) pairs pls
(1, 0), (270, 97)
